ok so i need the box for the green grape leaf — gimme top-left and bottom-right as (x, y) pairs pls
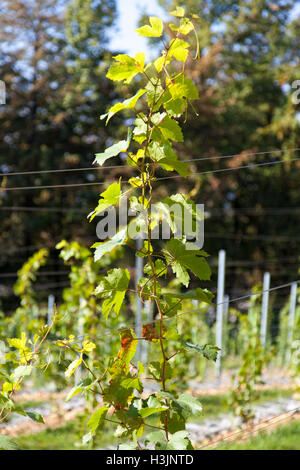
(175, 393), (202, 418)
(106, 53), (145, 83)
(0, 394), (14, 410)
(66, 379), (94, 402)
(164, 96), (186, 117)
(139, 406), (167, 418)
(95, 268), (130, 320)
(146, 430), (191, 450)
(156, 115), (184, 142)
(146, 430), (166, 447)
(167, 412), (186, 434)
(162, 239), (211, 287)
(133, 116), (147, 144)
(148, 141), (189, 177)
(88, 407), (108, 435)
(144, 259), (167, 277)
(148, 361), (172, 381)
(94, 129), (131, 166)
(181, 339), (220, 362)
(13, 365), (33, 379)
(145, 78), (164, 110)
(0, 435), (19, 450)
(118, 443), (135, 450)
(26, 411), (44, 423)
(166, 430), (192, 450)
(65, 355), (82, 377)
(101, 89), (146, 124)
(168, 75), (199, 100)
(92, 227), (127, 262)
(165, 288), (214, 305)
(155, 193), (203, 237)
(88, 181), (122, 221)
(136, 17), (163, 37)
(120, 377), (143, 394)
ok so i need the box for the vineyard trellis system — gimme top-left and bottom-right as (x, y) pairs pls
(0, 7), (300, 452)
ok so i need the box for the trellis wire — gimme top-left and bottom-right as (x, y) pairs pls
(198, 406), (300, 449)
(2, 147), (299, 177)
(42, 278), (300, 345)
(2, 156), (300, 191)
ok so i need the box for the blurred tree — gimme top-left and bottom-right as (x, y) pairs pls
(155, 0), (300, 290)
(0, 0), (126, 307)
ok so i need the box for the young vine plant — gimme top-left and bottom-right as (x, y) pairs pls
(58, 7), (218, 450)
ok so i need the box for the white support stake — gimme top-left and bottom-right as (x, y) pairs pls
(222, 294), (229, 357)
(224, 295), (229, 322)
(135, 238), (143, 364)
(286, 282), (297, 363)
(216, 250), (226, 380)
(47, 295), (55, 325)
(260, 272), (270, 348)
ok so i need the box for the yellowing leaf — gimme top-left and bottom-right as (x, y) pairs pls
(8, 332), (27, 350)
(88, 181), (122, 221)
(106, 53), (145, 84)
(82, 340), (96, 353)
(95, 268), (130, 320)
(169, 38), (190, 62)
(127, 148), (144, 168)
(65, 355), (82, 377)
(101, 89), (146, 124)
(128, 176), (143, 187)
(136, 17), (163, 37)
(167, 75), (199, 100)
(94, 129), (131, 166)
(2, 382), (14, 393)
(170, 18), (194, 35)
(170, 6), (185, 17)
(154, 55), (168, 72)
(92, 227), (127, 262)
(88, 407), (108, 434)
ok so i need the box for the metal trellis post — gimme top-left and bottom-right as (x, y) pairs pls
(222, 294), (229, 356)
(260, 272), (270, 348)
(216, 249), (226, 380)
(286, 282), (297, 364)
(47, 294), (55, 325)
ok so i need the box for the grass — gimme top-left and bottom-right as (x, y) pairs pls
(194, 387), (295, 421)
(218, 419), (300, 450)
(16, 414), (116, 450)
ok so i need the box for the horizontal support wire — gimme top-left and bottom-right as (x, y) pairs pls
(41, 278), (300, 344)
(1, 156), (300, 192)
(1, 147), (299, 177)
(198, 406), (300, 449)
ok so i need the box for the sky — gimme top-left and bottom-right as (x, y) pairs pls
(109, 0), (165, 56)
(110, 0), (300, 56)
